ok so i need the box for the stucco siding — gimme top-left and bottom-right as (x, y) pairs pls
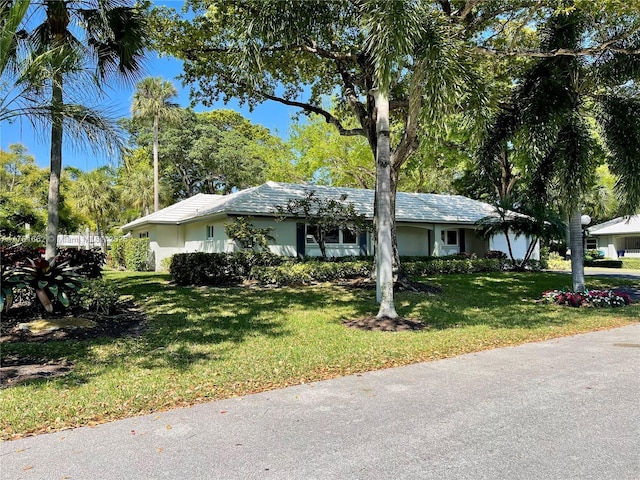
(490, 233), (539, 260)
(397, 226), (429, 256)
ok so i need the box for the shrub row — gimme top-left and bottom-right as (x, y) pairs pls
(403, 258), (504, 276)
(585, 259), (623, 268)
(169, 252), (544, 286)
(250, 260), (371, 286)
(170, 251), (286, 286)
(621, 258), (640, 270)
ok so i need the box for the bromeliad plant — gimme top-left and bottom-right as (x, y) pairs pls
(12, 257), (85, 312)
(1, 265), (27, 312)
(542, 289), (632, 308)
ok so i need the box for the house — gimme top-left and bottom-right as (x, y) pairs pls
(121, 181), (538, 270)
(587, 215), (640, 258)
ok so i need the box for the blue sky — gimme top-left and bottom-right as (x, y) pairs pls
(0, 2), (298, 171)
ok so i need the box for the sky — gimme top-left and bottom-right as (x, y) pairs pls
(0, 2), (299, 171)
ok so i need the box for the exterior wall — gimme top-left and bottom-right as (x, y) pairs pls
(594, 234), (640, 258)
(127, 217), (539, 269)
(432, 225), (461, 256)
(489, 232), (539, 260)
(397, 225), (430, 256)
(465, 230), (488, 257)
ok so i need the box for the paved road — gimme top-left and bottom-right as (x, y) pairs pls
(2, 325), (639, 480)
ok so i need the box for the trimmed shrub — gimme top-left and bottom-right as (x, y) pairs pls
(403, 258), (503, 276)
(585, 259), (623, 268)
(76, 278), (120, 315)
(250, 260), (371, 286)
(110, 237), (127, 269)
(170, 251), (287, 286)
(124, 239), (151, 271)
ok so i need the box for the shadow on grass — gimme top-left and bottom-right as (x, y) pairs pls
(408, 271), (639, 330)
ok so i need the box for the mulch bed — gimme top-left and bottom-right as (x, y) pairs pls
(0, 302), (145, 388)
(343, 316), (427, 332)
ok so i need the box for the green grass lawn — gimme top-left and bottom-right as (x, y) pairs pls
(2, 271), (638, 439)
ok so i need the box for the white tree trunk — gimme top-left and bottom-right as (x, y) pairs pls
(569, 210), (585, 292)
(373, 90), (398, 319)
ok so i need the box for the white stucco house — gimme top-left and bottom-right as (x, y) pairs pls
(120, 181), (538, 271)
(587, 215), (640, 258)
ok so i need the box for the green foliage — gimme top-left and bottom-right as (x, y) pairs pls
(170, 251), (285, 286)
(124, 239), (151, 272)
(585, 259), (623, 268)
(224, 217), (275, 251)
(251, 260), (371, 286)
(11, 257), (85, 311)
(57, 248), (106, 279)
(403, 258), (505, 276)
(76, 278), (120, 315)
(110, 237), (127, 269)
(109, 238), (150, 272)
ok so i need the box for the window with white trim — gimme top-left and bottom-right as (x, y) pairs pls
(441, 229), (458, 246)
(306, 225), (358, 245)
(586, 238), (598, 250)
(139, 231), (149, 238)
(206, 225), (215, 239)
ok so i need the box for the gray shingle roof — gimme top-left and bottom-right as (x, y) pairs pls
(589, 215), (640, 235)
(121, 182), (499, 230)
(121, 193), (221, 229)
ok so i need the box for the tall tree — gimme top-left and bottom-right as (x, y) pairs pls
(155, 0), (640, 319)
(131, 77), (181, 211)
(478, 8), (640, 291)
(69, 166), (120, 252)
(10, 0), (148, 259)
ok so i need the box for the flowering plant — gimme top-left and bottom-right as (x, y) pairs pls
(542, 289), (632, 308)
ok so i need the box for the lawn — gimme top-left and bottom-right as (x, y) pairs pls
(2, 270), (638, 439)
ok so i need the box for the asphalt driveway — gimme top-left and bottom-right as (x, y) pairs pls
(2, 324), (639, 479)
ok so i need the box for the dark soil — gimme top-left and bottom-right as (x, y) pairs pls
(0, 302), (145, 388)
(343, 316), (427, 332)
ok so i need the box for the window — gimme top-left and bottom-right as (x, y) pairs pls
(441, 229), (458, 246)
(342, 228), (357, 245)
(206, 225), (215, 239)
(139, 232), (149, 238)
(306, 225), (358, 245)
(586, 238), (598, 250)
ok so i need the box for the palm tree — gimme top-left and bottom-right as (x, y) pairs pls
(118, 149), (154, 217)
(11, 1), (148, 260)
(131, 77), (181, 212)
(483, 8), (640, 291)
(70, 167), (120, 253)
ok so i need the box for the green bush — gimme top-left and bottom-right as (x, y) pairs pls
(403, 258), (504, 275)
(77, 278), (120, 315)
(110, 238), (127, 269)
(170, 251), (285, 286)
(585, 259), (623, 268)
(124, 239), (150, 271)
(251, 260), (371, 286)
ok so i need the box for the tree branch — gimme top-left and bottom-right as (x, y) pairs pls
(475, 43), (640, 58)
(259, 90), (365, 137)
(456, 0), (487, 22)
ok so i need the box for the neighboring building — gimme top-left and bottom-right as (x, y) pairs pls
(121, 181), (538, 271)
(587, 215), (640, 258)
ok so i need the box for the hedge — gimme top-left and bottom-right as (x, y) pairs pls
(170, 251), (285, 286)
(250, 260), (371, 286)
(110, 238), (151, 271)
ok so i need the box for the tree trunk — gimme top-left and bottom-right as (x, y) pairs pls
(153, 114), (160, 212)
(373, 90), (398, 319)
(569, 209), (585, 292)
(45, 77), (63, 261)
